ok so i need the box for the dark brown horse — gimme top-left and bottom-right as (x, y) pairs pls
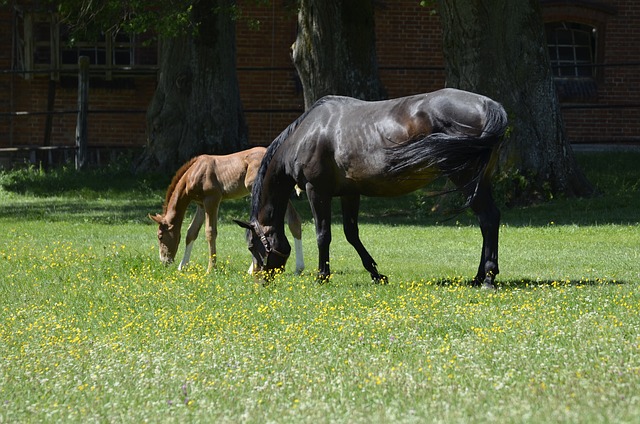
(235, 88), (507, 288)
(150, 147), (304, 274)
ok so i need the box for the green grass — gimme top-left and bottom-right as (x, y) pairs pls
(0, 153), (639, 423)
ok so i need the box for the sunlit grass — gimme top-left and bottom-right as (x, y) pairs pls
(1, 219), (639, 423)
(0, 153), (639, 422)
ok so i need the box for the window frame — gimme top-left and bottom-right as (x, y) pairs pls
(540, 0), (616, 86)
(546, 22), (597, 79)
(13, 8), (158, 80)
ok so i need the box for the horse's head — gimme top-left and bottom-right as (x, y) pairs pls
(234, 219), (290, 278)
(149, 213), (180, 265)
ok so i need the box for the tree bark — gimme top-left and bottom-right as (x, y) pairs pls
(292, 0), (386, 109)
(135, 1), (247, 174)
(438, 0), (594, 202)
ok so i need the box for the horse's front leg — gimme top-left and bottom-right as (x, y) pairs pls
(203, 196), (221, 273)
(179, 206), (205, 271)
(285, 200), (304, 275)
(306, 184), (332, 282)
(341, 195), (388, 284)
(470, 183), (500, 289)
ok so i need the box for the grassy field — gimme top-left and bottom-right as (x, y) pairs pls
(0, 152), (639, 423)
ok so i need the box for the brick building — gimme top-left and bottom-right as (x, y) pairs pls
(1, 1), (638, 167)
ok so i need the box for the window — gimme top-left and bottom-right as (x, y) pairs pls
(14, 9), (158, 80)
(58, 27), (157, 68)
(545, 22), (597, 78)
(545, 21), (599, 101)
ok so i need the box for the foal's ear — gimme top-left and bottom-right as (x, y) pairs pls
(148, 213), (163, 224)
(233, 219), (253, 231)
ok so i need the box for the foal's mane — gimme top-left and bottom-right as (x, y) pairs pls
(162, 156), (198, 214)
(250, 97), (329, 219)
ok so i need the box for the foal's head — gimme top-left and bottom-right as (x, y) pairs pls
(234, 219), (290, 278)
(149, 213), (180, 265)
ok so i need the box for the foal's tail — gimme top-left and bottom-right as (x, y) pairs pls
(385, 99), (508, 204)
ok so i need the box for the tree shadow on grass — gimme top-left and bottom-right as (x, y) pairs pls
(0, 195), (261, 226)
(0, 198), (160, 224)
(2, 152), (638, 227)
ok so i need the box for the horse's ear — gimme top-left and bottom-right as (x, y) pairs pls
(149, 213), (163, 224)
(233, 219), (253, 231)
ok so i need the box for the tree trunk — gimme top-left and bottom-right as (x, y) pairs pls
(292, 0), (386, 109)
(135, 1), (247, 174)
(438, 0), (594, 203)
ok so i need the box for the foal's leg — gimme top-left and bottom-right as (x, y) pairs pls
(469, 182), (500, 289)
(203, 196), (221, 273)
(341, 195), (388, 284)
(179, 205), (205, 271)
(285, 200), (305, 274)
(306, 184), (332, 281)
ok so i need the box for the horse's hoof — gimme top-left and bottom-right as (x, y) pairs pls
(471, 276), (483, 287)
(373, 274), (389, 285)
(316, 273), (331, 284)
(481, 275), (497, 290)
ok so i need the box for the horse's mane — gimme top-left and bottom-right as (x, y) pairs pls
(162, 156), (198, 214)
(250, 97), (330, 219)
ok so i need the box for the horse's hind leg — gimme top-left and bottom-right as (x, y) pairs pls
(203, 196), (221, 273)
(285, 200), (305, 274)
(340, 195), (388, 284)
(469, 182), (500, 289)
(179, 205), (205, 271)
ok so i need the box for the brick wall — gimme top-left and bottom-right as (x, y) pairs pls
(0, 9), (13, 146)
(1, 0), (639, 156)
(236, 3), (303, 146)
(3, 76), (154, 148)
(375, 2), (445, 98)
(235, 1), (447, 145)
(238, 0), (640, 145)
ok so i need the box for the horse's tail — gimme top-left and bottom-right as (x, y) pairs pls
(385, 99), (508, 204)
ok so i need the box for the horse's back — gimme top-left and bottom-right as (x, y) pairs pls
(303, 89), (499, 141)
(279, 89), (505, 197)
(189, 147), (267, 199)
(281, 96), (426, 195)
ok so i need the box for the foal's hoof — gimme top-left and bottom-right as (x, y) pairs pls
(373, 274), (389, 285)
